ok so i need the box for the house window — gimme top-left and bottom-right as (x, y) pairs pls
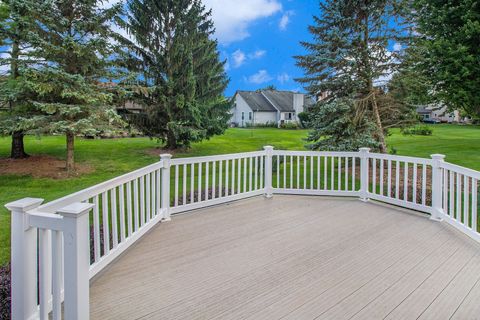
(249, 112), (252, 120)
(287, 112), (292, 120)
(241, 112), (244, 120)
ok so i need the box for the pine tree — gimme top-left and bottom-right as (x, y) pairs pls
(120, 0), (229, 149)
(295, 0), (411, 152)
(412, 0), (480, 119)
(0, 0), (45, 158)
(23, 0), (125, 171)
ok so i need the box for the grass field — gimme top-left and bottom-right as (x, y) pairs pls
(0, 124), (479, 265)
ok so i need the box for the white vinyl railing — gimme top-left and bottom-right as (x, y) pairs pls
(6, 146), (480, 320)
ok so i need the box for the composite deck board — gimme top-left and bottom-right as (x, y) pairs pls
(89, 196), (480, 320)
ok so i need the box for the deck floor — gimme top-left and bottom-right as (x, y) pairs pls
(90, 195), (480, 320)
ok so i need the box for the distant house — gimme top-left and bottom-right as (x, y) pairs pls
(416, 104), (465, 123)
(231, 90), (313, 127)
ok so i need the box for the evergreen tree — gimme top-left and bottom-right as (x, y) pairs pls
(23, 0), (125, 171)
(295, 0), (411, 152)
(412, 0), (480, 119)
(120, 0), (229, 149)
(0, 0), (45, 158)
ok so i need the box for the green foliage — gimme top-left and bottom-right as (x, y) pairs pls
(305, 99), (379, 151)
(401, 126), (433, 136)
(279, 122), (300, 130)
(412, 0), (480, 118)
(120, 0), (230, 149)
(295, 0), (413, 152)
(245, 121), (277, 128)
(297, 111), (310, 128)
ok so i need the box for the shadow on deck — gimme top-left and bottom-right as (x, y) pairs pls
(90, 195), (480, 320)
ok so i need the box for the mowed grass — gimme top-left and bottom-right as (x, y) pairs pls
(0, 124), (479, 265)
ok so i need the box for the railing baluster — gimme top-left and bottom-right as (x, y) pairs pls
(190, 163), (195, 203)
(331, 156), (334, 190)
(395, 161), (400, 199)
(255, 156), (259, 190)
(226, 159), (230, 196)
(111, 187), (118, 247)
(219, 160), (223, 197)
(464, 175), (469, 224)
(260, 155), (264, 188)
(456, 173), (462, 221)
(372, 158), (377, 194)
(156, 169), (161, 214)
(404, 162), (409, 201)
(380, 159), (384, 196)
(317, 156), (321, 190)
(472, 179), (478, 232)
(93, 195), (100, 261)
(145, 174), (151, 223)
(237, 158), (241, 193)
(213, 161), (217, 198)
(119, 184), (125, 242)
(412, 164), (417, 204)
(310, 156), (314, 189)
(52, 230), (62, 320)
(345, 157), (349, 191)
(352, 157), (356, 191)
(243, 157), (247, 193)
(39, 229), (51, 320)
(198, 162), (203, 201)
(443, 168), (448, 212)
(206, 161), (210, 200)
(422, 164), (427, 206)
(175, 165), (179, 207)
(324, 156), (328, 190)
(126, 182), (133, 236)
(388, 160), (392, 198)
(337, 157), (341, 191)
(139, 176), (145, 226)
(231, 158), (235, 194)
(303, 156), (307, 189)
(297, 156), (300, 189)
(283, 155), (286, 189)
(290, 155), (293, 189)
(250, 157), (254, 191)
(102, 191), (110, 255)
(449, 171), (454, 217)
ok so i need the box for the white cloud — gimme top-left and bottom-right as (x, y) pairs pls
(277, 72), (290, 84)
(279, 11), (294, 31)
(249, 50), (266, 59)
(247, 70), (273, 84)
(202, 0), (282, 44)
(99, 0), (124, 9)
(393, 42), (402, 52)
(232, 50), (246, 68)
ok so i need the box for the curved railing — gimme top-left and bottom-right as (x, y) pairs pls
(5, 147), (479, 320)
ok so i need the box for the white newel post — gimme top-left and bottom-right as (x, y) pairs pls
(359, 148), (371, 202)
(5, 197), (43, 320)
(430, 154), (446, 221)
(58, 202), (94, 320)
(161, 154), (172, 221)
(263, 146), (274, 198)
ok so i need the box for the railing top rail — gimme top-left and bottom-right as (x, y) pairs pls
(272, 150), (360, 157)
(38, 160), (164, 213)
(441, 161), (480, 180)
(368, 152), (433, 165)
(170, 150), (266, 165)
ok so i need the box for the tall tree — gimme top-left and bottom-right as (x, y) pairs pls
(295, 0), (411, 152)
(412, 0), (480, 119)
(23, 0), (125, 171)
(120, 0), (230, 149)
(0, 0), (43, 158)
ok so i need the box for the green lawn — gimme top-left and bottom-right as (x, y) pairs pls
(0, 124), (479, 265)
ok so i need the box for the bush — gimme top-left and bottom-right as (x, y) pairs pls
(279, 122), (299, 130)
(297, 112), (311, 128)
(401, 126), (433, 136)
(0, 263), (11, 320)
(245, 121), (277, 128)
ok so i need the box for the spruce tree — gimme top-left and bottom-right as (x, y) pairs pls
(295, 0), (410, 152)
(23, 0), (125, 171)
(120, 0), (229, 149)
(412, 0), (480, 119)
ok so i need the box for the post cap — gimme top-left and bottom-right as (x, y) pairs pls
(263, 145), (274, 151)
(359, 147), (371, 153)
(160, 153), (172, 160)
(430, 154), (446, 160)
(57, 202), (94, 218)
(5, 197), (44, 212)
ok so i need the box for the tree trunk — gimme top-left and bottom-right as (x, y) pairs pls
(10, 131), (29, 159)
(371, 93), (387, 153)
(66, 131), (75, 172)
(165, 129), (177, 150)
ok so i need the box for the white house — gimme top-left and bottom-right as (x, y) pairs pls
(416, 104), (465, 123)
(231, 90), (313, 127)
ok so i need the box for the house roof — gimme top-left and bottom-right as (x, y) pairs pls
(237, 90), (313, 113)
(237, 91), (277, 112)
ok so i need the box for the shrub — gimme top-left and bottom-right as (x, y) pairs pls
(0, 263), (11, 320)
(279, 122), (299, 130)
(401, 126), (433, 136)
(245, 121), (277, 128)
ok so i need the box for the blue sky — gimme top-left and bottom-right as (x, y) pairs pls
(202, 0), (320, 96)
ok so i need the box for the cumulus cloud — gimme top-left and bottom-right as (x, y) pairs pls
(393, 42), (402, 52)
(202, 0), (282, 44)
(232, 50), (246, 68)
(279, 11), (294, 31)
(249, 50), (266, 59)
(247, 70), (273, 84)
(277, 72), (290, 84)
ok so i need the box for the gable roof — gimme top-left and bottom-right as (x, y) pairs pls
(261, 90), (295, 112)
(237, 91), (277, 112)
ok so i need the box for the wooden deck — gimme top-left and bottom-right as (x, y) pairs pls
(90, 195), (480, 320)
